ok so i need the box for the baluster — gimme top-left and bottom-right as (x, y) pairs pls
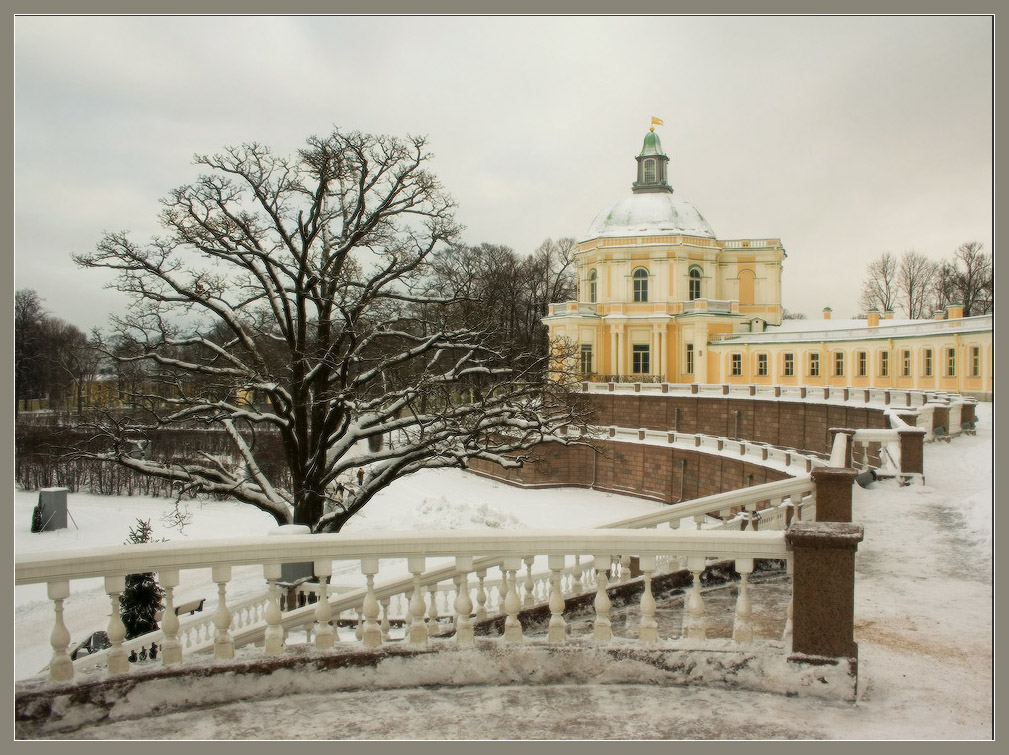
(454, 556), (475, 645)
(354, 608), (364, 641)
(159, 569), (183, 664)
(212, 565), (235, 659)
(638, 556), (658, 643)
(502, 556), (523, 643)
(361, 556), (381, 648)
(381, 597), (391, 641)
(669, 518), (680, 531)
(747, 504), (758, 532)
(733, 558), (754, 644)
(263, 564), (284, 656)
(427, 584), (440, 637)
(523, 556), (536, 609)
(547, 555), (567, 643)
(105, 575), (129, 674)
(619, 555), (632, 583)
(314, 559), (335, 650)
(682, 556), (707, 641)
(47, 580), (73, 681)
(782, 556), (794, 646)
(693, 514), (705, 531)
(408, 557), (428, 644)
(572, 555), (583, 593)
(593, 555), (612, 641)
(475, 569), (488, 622)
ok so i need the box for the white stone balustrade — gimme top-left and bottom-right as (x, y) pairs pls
(19, 528), (793, 683)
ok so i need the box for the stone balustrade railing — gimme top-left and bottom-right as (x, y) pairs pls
(19, 464), (825, 685)
(20, 529), (803, 684)
(582, 380), (976, 408)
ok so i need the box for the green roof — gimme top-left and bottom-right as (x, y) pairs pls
(638, 130), (666, 157)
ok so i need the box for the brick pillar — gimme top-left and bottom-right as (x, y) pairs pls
(931, 405), (950, 435)
(691, 384), (699, 395)
(898, 428), (925, 477)
(828, 428), (855, 469)
(722, 384), (729, 395)
(749, 385), (756, 396)
(961, 402), (976, 426)
(810, 466), (857, 522)
(786, 521), (864, 661)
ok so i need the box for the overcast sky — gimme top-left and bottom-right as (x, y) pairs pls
(14, 15), (992, 331)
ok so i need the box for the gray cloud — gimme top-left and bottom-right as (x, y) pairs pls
(15, 15), (992, 329)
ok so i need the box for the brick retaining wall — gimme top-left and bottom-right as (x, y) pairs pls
(587, 395), (890, 456)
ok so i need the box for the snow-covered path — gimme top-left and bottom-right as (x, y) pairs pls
(16, 404), (993, 739)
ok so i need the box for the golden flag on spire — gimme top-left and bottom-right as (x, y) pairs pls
(651, 116), (664, 126)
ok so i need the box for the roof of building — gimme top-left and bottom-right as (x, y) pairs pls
(584, 190), (716, 240)
(639, 129), (665, 157)
(583, 128), (716, 241)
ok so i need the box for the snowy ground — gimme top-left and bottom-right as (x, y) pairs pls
(14, 403), (993, 739)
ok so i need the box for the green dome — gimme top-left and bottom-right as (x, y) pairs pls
(639, 130), (665, 157)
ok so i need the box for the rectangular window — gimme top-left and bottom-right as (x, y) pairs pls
(970, 346), (981, 377)
(857, 351), (867, 377)
(924, 348), (933, 377)
(731, 353), (742, 376)
(685, 343), (694, 374)
(809, 353), (820, 377)
(757, 353), (768, 376)
(784, 353), (794, 377)
(946, 347), (956, 377)
(901, 350), (911, 377)
(880, 351), (889, 377)
(580, 344), (593, 375)
(834, 352), (844, 377)
(632, 344), (650, 374)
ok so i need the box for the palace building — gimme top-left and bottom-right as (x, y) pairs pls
(544, 127), (993, 399)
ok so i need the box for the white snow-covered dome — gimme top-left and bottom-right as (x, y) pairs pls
(585, 191), (716, 240)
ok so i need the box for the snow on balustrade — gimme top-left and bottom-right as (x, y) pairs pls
(19, 524), (800, 684)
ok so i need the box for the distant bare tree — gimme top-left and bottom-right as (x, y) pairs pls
(781, 308), (807, 320)
(930, 241), (993, 316)
(895, 250), (938, 319)
(858, 252), (899, 314)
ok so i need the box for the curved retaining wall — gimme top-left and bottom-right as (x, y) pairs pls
(467, 439), (794, 505)
(587, 394), (892, 457)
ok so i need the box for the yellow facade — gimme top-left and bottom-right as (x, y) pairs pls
(544, 128), (785, 383)
(546, 129), (994, 398)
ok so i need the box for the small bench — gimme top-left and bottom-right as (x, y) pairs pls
(174, 598), (206, 616)
(154, 598), (207, 622)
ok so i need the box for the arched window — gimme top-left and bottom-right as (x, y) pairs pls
(588, 269), (597, 303)
(643, 158), (656, 183)
(688, 267), (702, 301)
(632, 268), (649, 302)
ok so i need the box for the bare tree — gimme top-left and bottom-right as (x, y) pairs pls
(15, 289), (47, 412)
(930, 242), (993, 316)
(895, 250), (938, 319)
(426, 237), (576, 367)
(73, 128), (588, 533)
(781, 308), (807, 320)
(858, 252), (899, 314)
(952, 241), (993, 316)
